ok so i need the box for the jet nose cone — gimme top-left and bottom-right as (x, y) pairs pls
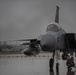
(41, 34), (56, 50)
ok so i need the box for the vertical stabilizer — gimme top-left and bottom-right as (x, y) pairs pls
(55, 6), (59, 23)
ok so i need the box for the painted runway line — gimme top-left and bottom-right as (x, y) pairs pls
(0, 55), (52, 58)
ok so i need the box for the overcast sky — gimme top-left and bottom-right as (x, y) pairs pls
(0, 0), (76, 41)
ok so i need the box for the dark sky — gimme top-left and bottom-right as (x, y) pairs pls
(0, 0), (76, 41)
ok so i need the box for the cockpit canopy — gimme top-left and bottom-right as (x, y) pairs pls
(46, 24), (59, 32)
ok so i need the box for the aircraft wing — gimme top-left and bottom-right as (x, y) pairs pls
(8, 38), (37, 41)
(8, 34), (44, 45)
(8, 38), (40, 46)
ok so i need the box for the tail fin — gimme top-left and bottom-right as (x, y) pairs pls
(55, 6), (59, 23)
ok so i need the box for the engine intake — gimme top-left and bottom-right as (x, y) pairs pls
(22, 45), (40, 56)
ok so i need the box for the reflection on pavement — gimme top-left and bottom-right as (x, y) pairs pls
(49, 69), (60, 75)
(49, 69), (54, 75)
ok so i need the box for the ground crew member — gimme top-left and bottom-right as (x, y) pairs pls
(67, 69), (75, 75)
(66, 57), (75, 71)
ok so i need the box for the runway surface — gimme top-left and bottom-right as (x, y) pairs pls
(0, 53), (76, 75)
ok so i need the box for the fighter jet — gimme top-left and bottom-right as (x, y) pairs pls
(10, 6), (76, 56)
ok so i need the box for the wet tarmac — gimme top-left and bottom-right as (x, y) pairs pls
(0, 53), (76, 75)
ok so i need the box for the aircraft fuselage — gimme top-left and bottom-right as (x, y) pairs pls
(40, 22), (65, 51)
